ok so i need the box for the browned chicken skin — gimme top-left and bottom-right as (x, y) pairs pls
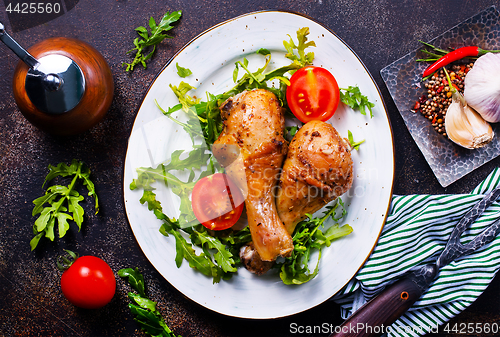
(212, 89), (294, 262)
(277, 120), (354, 234)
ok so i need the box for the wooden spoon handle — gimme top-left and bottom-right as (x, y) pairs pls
(331, 277), (424, 337)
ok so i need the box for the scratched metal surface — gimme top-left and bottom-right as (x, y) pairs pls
(1, 1), (500, 336)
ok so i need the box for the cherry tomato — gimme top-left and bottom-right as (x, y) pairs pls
(286, 66), (340, 123)
(60, 255), (116, 309)
(191, 173), (245, 230)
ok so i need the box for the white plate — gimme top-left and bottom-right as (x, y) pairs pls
(123, 11), (394, 319)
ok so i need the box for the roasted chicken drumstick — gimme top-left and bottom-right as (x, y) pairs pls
(277, 120), (354, 234)
(212, 89), (294, 262)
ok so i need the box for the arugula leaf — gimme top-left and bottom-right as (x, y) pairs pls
(277, 199), (352, 285)
(225, 27), (314, 103)
(119, 268), (180, 337)
(347, 130), (365, 151)
(284, 27), (316, 67)
(190, 226), (237, 273)
(117, 267), (146, 297)
(43, 160), (99, 212)
(131, 158), (246, 283)
(30, 160), (99, 250)
(123, 10), (182, 72)
(286, 125), (300, 141)
(176, 63), (192, 78)
(162, 224), (218, 278)
(131, 146), (213, 228)
(156, 100), (205, 144)
(340, 86), (375, 118)
(158, 88), (224, 147)
(169, 82), (200, 112)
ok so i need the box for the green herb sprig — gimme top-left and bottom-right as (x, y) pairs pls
(123, 10), (182, 72)
(130, 153), (250, 283)
(278, 199), (353, 285)
(347, 130), (365, 151)
(227, 27), (315, 102)
(31, 160), (98, 250)
(340, 86), (375, 118)
(118, 268), (181, 337)
(156, 84), (223, 147)
(416, 40), (452, 62)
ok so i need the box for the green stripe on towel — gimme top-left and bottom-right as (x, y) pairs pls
(332, 167), (500, 337)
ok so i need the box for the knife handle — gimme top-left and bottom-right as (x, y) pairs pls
(331, 277), (424, 337)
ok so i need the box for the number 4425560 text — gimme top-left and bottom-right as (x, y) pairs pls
(6, 2), (61, 14)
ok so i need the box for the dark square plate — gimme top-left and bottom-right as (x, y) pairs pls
(381, 6), (500, 187)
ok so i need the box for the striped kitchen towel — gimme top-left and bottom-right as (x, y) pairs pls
(332, 167), (500, 337)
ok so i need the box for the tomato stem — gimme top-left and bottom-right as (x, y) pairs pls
(56, 249), (79, 271)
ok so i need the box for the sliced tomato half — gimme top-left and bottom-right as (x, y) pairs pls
(191, 173), (245, 230)
(286, 66), (340, 123)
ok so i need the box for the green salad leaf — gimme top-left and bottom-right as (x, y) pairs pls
(123, 10), (182, 72)
(347, 130), (365, 151)
(284, 26), (316, 67)
(156, 91), (224, 147)
(130, 146), (213, 228)
(278, 199), (353, 285)
(340, 85), (375, 118)
(119, 268), (181, 337)
(31, 160), (98, 250)
(176, 63), (192, 78)
(130, 150), (249, 283)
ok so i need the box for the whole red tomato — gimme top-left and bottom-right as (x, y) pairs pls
(60, 255), (116, 309)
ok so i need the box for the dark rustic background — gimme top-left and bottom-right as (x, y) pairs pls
(1, 1), (500, 336)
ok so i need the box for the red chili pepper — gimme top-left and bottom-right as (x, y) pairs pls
(420, 46), (499, 78)
(422, 46), (479, 78)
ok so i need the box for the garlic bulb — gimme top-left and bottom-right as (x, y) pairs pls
(464, 52), (500, 123)
(445, 91), (494, 149)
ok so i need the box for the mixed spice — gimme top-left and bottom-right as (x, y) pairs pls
(412, 63), (473, 138)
